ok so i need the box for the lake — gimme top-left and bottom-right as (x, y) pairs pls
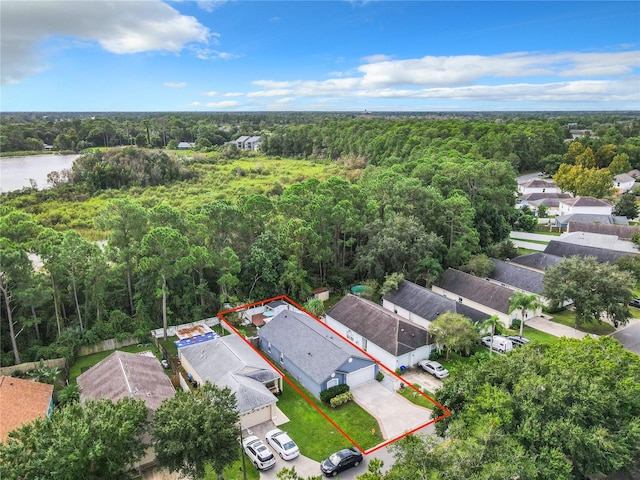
(0, 154), (80, 193)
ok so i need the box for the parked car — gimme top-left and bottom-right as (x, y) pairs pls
(320, 447), (364, 477)
(481, 335), (513, 353)
(507, 335), (531, 347)
(417, 360), (449, 379)
(265, 428), (300, 460)
(629, 298), (640, 308)
(242, 435), (276, 471)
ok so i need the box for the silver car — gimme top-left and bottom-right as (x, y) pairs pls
(418, 360), (449, 379)
(265, 428), (300, 460)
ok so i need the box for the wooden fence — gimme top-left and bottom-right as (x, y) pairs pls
(77, 336), (140, 357)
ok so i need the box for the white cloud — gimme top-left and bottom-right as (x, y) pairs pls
(224, 92), (244, 97)
(205, 100), (240, 108)
(245, 50), (639, 107)
(190, 46), (240, 60)
(196, 0), (228, 13)
(361, 54), (392, 63)
(202, 91), (220, 96)
(1, 0), (210, 85)
(164, 82), (187, 88)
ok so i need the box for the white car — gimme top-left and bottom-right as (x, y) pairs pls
(242, 435), (276, 470)
(265, 428), (300, 460)
(418, 360), (449, 379)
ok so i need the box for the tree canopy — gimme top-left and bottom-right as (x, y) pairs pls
(543, 256), (635, 327)
(151, 383), (240, 480)
(0, 397), (148, 480)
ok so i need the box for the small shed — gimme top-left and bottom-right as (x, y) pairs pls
(312, 287), (330, 302)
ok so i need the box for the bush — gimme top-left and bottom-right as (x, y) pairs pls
(376, 371), (384, 382)
(330, 391), (354, 408)
(510, 319), (521, 331)
(320, 384), (350, 404)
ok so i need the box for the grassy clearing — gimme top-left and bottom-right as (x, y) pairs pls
(437, 352), (483, 378)
(517, 248), (539, 255)
(68, 343), (161, 385)
(204, 455), (260, 480)
(517, 239), (550, 245)
(398, 384), (435, 408)
(275, 375), (383, 461)
(549, 309), (615, 335)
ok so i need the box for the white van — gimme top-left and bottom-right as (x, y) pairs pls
(481, 335), (513, 353)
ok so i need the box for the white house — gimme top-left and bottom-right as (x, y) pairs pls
(325, 294), (433, 372)
(614, 173), (636, 194)
(518, 179), (560, 196)
(558, 196), (613, 216)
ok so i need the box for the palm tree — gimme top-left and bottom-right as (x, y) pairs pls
(481, 315), (502, 355)
(508, 292), (543, 338)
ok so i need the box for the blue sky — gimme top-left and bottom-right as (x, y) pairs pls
(1, 0), (639, 111)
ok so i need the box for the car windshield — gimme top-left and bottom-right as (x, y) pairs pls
(435, 365), (444, 371)
(328, 453), (342, 466)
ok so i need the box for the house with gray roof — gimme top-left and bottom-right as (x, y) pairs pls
(325, 294), (434, 372)
(544, 239), (635, 264)
(554, 213), (628, 228)
(614, 173), (636, 194)
(489, 259), (544, 296)
(559, 196), (613, 216)
(382, 280), (489, 329)
(567, 221), (640, 240)
(511, 252), (563, 272)
(78, 350), (175, 412)
(258, 310), (377, 399)
(179, 334), (282, 428)
(518, 179), (560, 195)
(432, 269), (541, 328)
(78, 351), (176, 471)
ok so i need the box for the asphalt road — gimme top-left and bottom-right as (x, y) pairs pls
(611, 320), (640, 355)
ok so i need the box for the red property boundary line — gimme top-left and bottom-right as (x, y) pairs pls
(217, 295), (451, 455)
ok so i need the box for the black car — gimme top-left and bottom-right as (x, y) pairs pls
(507, 335), (531, 347)
(320, 447), (364, 477)
(629, 298), (640, 308)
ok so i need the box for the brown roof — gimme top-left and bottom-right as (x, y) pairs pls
(77, 351), (174, 411)
(312, 287), (329, 294)
(560, 196), (612, 207)
(0, 376), (53, 441)
(327, 294), (430, 356)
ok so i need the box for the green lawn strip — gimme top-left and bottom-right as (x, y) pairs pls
(517, 248), (539, 255)
(548, 309), (616, 335)
(68, 343), (161, 385)
(398, 384), (435, 408)
(275, 375), (383, 461)
(203, 455), (260, 480)
(158, 337), (179, 358)
(629, 306), (640, 318)
(506, 326), (560, 345)
(516, 238), (550, 245)
(530, 230), (562, 236)
(436, 352), (482, 378)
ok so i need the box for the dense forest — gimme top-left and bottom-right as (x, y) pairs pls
(1, 112), (640, 368)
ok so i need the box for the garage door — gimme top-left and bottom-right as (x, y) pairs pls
(346, 364), (376, 388)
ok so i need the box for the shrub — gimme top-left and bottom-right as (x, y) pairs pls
(320, 384), (350, 404)
(376, 371), (384, 382)
(330, 392), (354, 408)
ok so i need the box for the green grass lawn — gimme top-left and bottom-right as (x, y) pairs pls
(436, 351), (484, 378)
(158, 337), (179, 358)
(68, 343), (162, 385)
(508, 326), (560, 345)
(398, 384), (435, 408)
(549, 309), (616, 335)
(275, 375), (383, 461)
(203, 455), (260, 480)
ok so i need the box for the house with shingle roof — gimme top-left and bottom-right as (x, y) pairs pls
(518, 179), (560, 195)
(567, 221), (640, 240)
(381, 280), (489, 329)
(613, 173), (636, 194)
(325, 294), (435, 372)
(179, 334), (282, 428)
(78, 351), (175, 412)
(559, 196), (613, 216)
(258, 310), (377, 399)
(544, 239), (636, 264)
(0, 376), (53, 442)
(511, 252), (563, 272)
(431, 269), (541, 328)
(555, 213), (628, 228)
(489, 259), (544, 296)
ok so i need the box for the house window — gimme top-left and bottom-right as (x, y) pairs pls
(279, 352), (284, 364)
(327, 378), (339, 389)
(458, 297), (463, 303)
(346, 330), (355, 342)
(362, 338), (367, 351)
(267, 342), (271, 353)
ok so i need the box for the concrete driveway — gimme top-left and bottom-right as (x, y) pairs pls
(400, 369), (443, 394)
(351, 380), (433, 440)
